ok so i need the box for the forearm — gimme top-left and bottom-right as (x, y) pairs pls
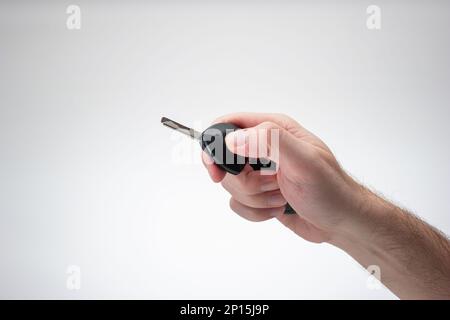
(329, 185), (450, 299)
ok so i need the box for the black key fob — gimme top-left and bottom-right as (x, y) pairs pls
(200, 123), (296, 214)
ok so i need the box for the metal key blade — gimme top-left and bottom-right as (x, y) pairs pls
(161, 117), (201, 141)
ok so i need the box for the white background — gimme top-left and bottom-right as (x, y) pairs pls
(0, 0), (449, 299)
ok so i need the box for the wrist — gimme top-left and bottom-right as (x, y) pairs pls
(327, 181), (395, 254)
(326, 179), (450, 299)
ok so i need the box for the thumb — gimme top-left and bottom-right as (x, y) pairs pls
(224, 121), (296, 164)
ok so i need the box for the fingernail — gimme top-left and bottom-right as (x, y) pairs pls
(267, 193), (287, 207)
(225, 130), (247, 149)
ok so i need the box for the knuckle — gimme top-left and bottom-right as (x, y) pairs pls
(260, 121), (278, 130)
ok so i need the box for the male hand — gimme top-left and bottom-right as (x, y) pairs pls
(201, 112), (450, 299)
(202, 112), (362, 244)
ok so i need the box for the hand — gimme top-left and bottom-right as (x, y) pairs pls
(202, 112), (450, 299)
(201, 112), (362, 244)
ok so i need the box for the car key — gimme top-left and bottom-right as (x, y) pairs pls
(161, 117), (296, 214)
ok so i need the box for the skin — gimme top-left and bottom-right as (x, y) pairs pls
(201, 112), (450, 300)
